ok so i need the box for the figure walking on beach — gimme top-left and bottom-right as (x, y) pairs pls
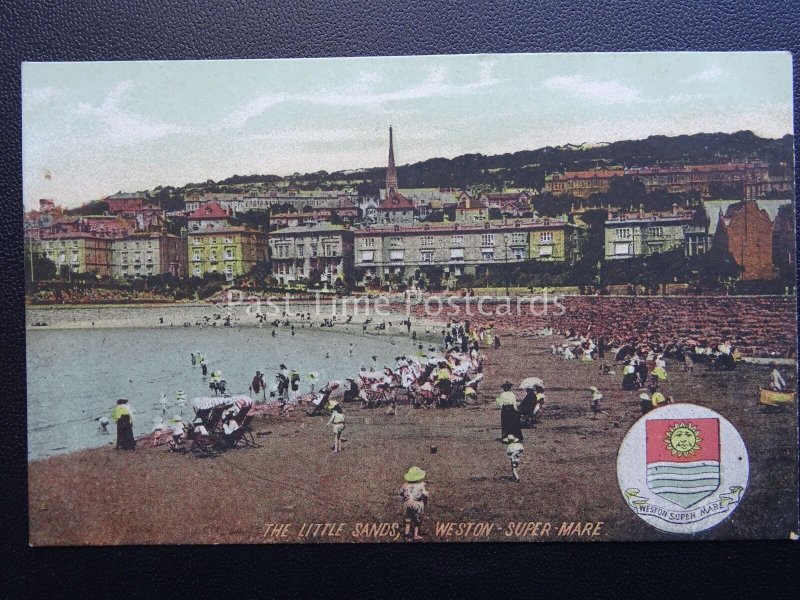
(112, 398), (136, 451)
(496, 381), (523, 443)
(589, 386), (609, 419)
(326, 401), (345, 453)
(400, 466), (429, 541)
(276, 364), (289, 404)
(503, 435), (524, 482)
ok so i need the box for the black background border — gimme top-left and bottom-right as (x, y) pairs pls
(2, 1), (798, 596)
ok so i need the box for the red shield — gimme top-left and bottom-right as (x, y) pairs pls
(646, 418), (720, 508)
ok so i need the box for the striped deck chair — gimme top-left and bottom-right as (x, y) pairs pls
(230, 414), (259, 449)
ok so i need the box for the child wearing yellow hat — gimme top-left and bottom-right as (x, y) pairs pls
(400, 466), (429, 541)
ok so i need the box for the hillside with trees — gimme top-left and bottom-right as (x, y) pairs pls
(100, 130), (793, 211)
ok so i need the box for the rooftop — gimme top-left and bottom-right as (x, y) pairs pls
(270, 223), (351, 236)
(187, 202), (230, 220)
(187, 226), (266, 236)
(378, 189), (415, 211)
(354, 218), (576, 236)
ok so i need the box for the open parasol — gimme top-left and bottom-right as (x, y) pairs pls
(518, 376), (544, 390)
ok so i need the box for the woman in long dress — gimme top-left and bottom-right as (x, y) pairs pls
(496, 382), (523, 442)
(112, 398), (136, 450)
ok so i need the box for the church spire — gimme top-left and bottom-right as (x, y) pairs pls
(386, 126), (398, 194)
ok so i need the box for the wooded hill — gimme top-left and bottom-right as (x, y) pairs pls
(103, 130), (793, 212)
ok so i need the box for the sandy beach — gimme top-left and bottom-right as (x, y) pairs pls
(28, 320), (797, 544)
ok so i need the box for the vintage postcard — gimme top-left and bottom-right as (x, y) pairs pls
(23, 52), (797, 544)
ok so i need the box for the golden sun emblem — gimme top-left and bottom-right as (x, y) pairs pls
(665, 422), (702, 457)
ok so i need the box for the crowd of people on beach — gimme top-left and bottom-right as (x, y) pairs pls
(98, 293), (795, 542)
(404, 295), (796, 360)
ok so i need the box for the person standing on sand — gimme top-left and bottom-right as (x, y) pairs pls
(589, 386), (608, 419)
(504, 435), (524, 482)
(400, 466), (429, 541)
(276, 364), (290, 404)
(112, 398), (136, 450)
(497, 381), (523, 443)
(251, 371), (266, 401)
(326, 401), (345, 452)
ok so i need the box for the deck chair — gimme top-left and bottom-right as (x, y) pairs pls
(204, 403), (228, 433)
(361, 387), (389, 408)
(307, 388), (334, 416)
(230, 414), (259, 449)
(232, 402), (251, 426)
(188, 426), (222, 458)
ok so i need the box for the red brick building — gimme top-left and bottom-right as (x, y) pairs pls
(714, 200), (775, 280)
(105, 193), (150, 216)
(771, 203), (796, 279)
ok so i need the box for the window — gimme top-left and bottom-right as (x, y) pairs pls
(512, 248), (525, 260)
(616, 228), (632, 240)
(324, 245), (337, 257)
(364, 237), (376, 248)
(451, 235), (463, 246)
(421, 236), (433, 246)
(192, 238), (201, 246)
(224, 249), (234, 260)
(420, 251), (433, 263)
(389, 237), (402, 247)
(481, 234), (495, 246)
(450, 248), (464, 260)
(511, 232), (526, 244)
(194, 267), (201, 276)
(296, 245), (304, 258)
(647, 226), (664, 238)
(390, 250), (405, 261)
(223, 236), (233, 243)
(539, 231), (553, 243)
(614, 242), (632, 256)
(360, 250), (375, 263)
(481, 249), (495, 261)
(538, 246), (553, 257)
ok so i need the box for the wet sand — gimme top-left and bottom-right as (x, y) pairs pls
(28, 328), (797, 544)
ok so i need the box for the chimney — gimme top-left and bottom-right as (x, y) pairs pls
(638, 203), (644, 218)
(672, 203), (678, 216)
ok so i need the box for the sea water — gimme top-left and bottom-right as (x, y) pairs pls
(26, 326), (418, 460)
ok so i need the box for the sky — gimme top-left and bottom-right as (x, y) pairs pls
(22, 52), (794, 209)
